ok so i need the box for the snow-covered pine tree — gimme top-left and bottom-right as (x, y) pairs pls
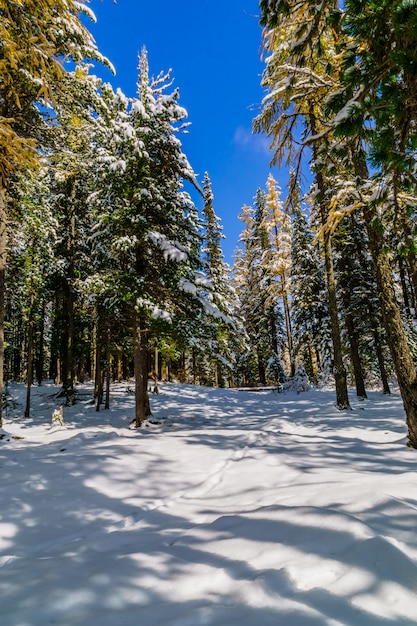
(316, 2), (417, 444)
(233, 190), (284, 386)
(0, 0), (111, 425)
(291, 363), (310, 394)
(90, 50), (219, 426)
(263, 173), (294, 375)
(200, 172), (237, 386)
(6, 169), (57, 416)
(47, 65), (104, 404)
(255, 0), (350, 409)
(290, 188), (331, 383)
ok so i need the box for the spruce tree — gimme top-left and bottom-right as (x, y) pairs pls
(0, 0), (109, 425)
(290, 198), (331, 382)
(263, 174), (294, 375)
(201, 172), (236, 386)
(255, 0), (350, 409)
(90, 50), (218, 425)
(233, 192), (284, 386)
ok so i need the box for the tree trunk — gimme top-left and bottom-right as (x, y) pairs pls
(105, 325), (111, 410)
(0, 189), (7, 427)
(192, 348), (197, 385)
(353, 154), (417, 443)
(24, 300), (35, 418)
(35, 301), (45, 385)
(153, 346), (160, 394)
(371, 320), (391, 395)
(134, 312), (150, 427)
(363, 201), (417, 446)
(398, 255), (412, 317)
(49, 296), (59, 383)
(282, 291), (295, 377)
(216, 362), (224, 388)
(116, 352), (123, 383)
(345, 311), (367, 399)
(315, 168), (350, 409)
(309, 110), (349, 410)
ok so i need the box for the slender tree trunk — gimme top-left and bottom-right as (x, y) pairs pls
(134, 312), (150, 427)
(49, 296), (59, 382)
(104, 325), (111, 410)
(216, 362), (223, 388)
(214, 363), (219, 387)
(0, 189), (7, 427)
(282, 291), (295, 376)
(192, 348), (197, 385)
(309, 110), (349, 409)
(371, 321), (391, 395)
(166, 355), (171, 381)
(24, 300), (35, 418)
(153, 346), (159, 394)
(398, 255), (412, 317)
(95, 361), (102, 412)
(257, 350), (266, 385)
(116, 352), (123, 383)
(345, 311), (367, 399)
(35, 301), (45, 385)
(94, 312), (102, 410)
(67, 283), (74, 401)
(315, 168), (350, 409)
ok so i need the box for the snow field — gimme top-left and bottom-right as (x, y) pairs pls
(1, 382), (417, 625)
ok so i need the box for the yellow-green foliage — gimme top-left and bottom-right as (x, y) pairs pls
(0, 0), (95, 186)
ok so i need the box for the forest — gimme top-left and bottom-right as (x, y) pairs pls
(2, 0), (417, 446)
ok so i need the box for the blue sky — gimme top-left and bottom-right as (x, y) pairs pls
(86, 0), (285, 263)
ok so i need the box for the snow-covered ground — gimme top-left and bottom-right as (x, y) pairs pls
(1, 381), (417, 626)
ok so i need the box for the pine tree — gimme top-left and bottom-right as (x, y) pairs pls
(233, 191), (284, 386)
(0, 0), (109, 424)
(263, 174), (294, 375)
(255, 0), (350, 409)
(6, 170), (56, 415)
(90, 50), (218, 425)
(47, 65), (103, 404)
(290, 197), (331, 382)
(200, 172), (236, 386)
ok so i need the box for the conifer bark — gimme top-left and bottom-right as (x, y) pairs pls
(134, 312), (150, 427)
(282, 291), (295, 377)
(363, 201), (417, 446)
(35, 302), (45, 385)
(370, 318), (391, 395)
(344, 310), (367, 399)
(314, 168), (350, 410)
(104, 325), (111, 410)
(24, 299), (35, 418)
(0, 189), (6, 428)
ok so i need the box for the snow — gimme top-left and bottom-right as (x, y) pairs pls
(1, 381), (417, 626)
(147, 231), (189, 263)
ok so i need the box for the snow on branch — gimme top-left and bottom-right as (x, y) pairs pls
(146, 231), (188, 262)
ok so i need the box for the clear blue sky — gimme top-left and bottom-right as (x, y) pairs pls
(86, 0), (287, 264)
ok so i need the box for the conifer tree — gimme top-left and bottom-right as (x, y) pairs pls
(201, 172), (235, 386)
(233, 192), (284, 385)
(255, 0), (350, 409)
(263, 174), (294, 375)
(48, 67), (103, 403)
(7, 170), (56, 416)
(90, 50), (217, 425)
(290, 198), (331, 382)
(0, 0), (109, 424)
